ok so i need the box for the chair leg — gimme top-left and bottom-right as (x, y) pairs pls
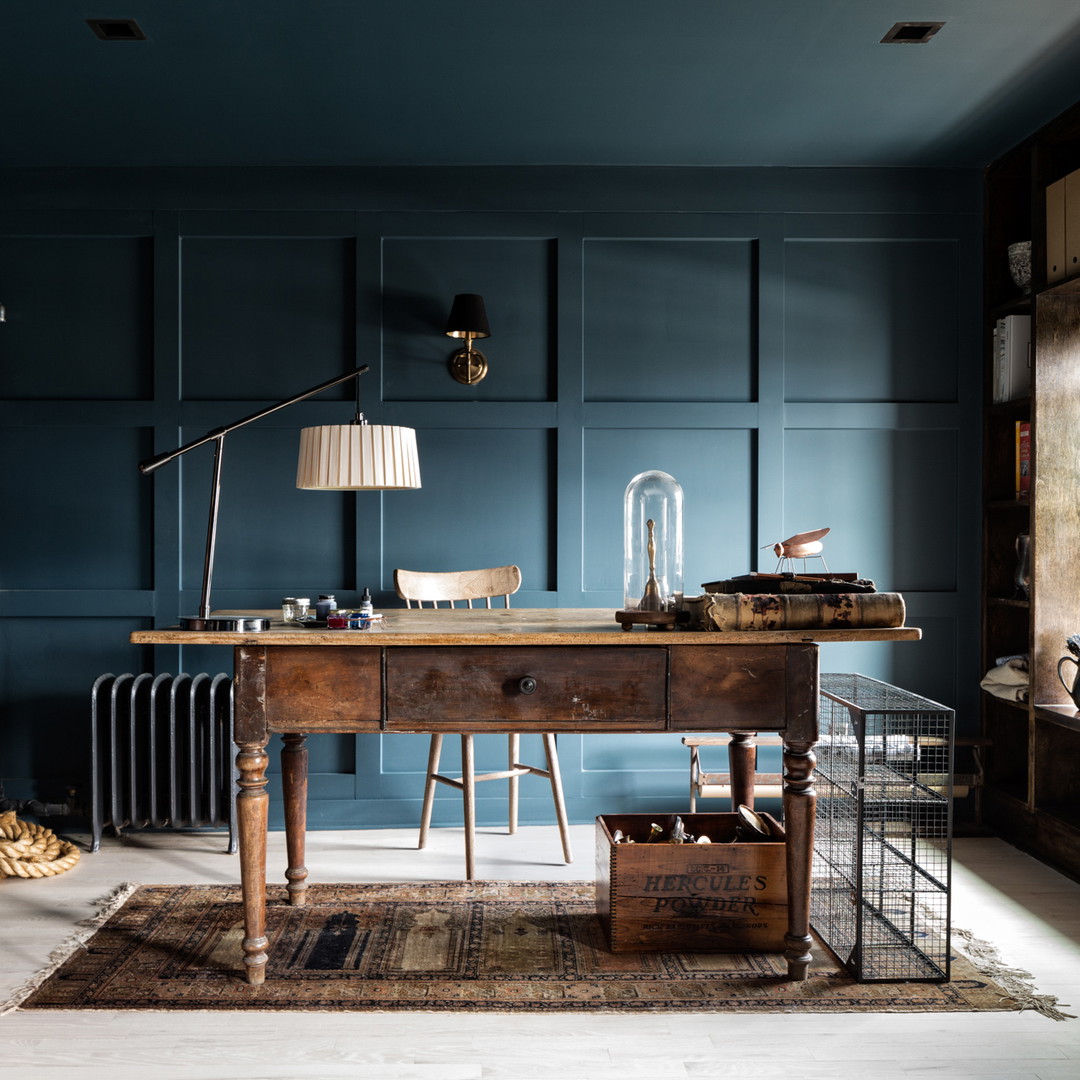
(462, 734), (476, 880)
(543, 733), (573, 864)
(418, 733), (443, 850)
(507, 733), (520, 835)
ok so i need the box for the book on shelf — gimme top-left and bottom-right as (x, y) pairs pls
(993, 315), (1031, 403)
(1016, 420), (1031, 499)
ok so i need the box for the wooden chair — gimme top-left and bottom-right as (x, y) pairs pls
(393, 565), (574, 879)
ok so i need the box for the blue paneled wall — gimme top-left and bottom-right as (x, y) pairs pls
(0, 166), (982, 829)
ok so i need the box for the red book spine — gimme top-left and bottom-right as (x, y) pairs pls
(1016, 420), (1031, 500)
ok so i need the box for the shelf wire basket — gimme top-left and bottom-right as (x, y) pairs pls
(812, 673), (954, 981)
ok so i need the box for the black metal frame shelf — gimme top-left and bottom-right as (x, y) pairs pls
(811, 673), (954, 983)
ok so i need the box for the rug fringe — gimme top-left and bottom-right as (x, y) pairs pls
(0, 881), (141, 1016)
(953, 925), (1075, 1022)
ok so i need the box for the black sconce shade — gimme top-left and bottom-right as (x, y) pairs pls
(445, 294), (491, 339)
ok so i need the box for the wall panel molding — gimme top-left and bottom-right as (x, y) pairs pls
(0, 167), (982, 827)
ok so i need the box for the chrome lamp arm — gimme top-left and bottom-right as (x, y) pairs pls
(139, 365), (370, 631)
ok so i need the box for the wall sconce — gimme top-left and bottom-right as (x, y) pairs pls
(445, 293), (490, 384)
(0, 303), (6, 323)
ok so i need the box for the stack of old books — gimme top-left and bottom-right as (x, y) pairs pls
(687, 573), (905, 631)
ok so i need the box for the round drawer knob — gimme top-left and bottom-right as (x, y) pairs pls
(518, 676), (538, 695)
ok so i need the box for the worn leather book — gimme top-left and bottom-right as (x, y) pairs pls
(684, 591), (906, 631)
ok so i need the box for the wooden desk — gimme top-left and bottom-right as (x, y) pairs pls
(132, 607), (920, 985)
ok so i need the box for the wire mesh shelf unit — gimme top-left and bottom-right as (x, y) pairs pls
(811, 673), (954, 982)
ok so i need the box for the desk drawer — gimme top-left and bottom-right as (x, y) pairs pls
(385, 647), (666, 731)
(261, 647), (382, 732)
(669, 645), (814, 732)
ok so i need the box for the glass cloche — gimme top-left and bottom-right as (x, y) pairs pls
(623, 470), (684, 612)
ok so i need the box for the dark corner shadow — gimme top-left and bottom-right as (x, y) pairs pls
(914, 17), (1080, 167)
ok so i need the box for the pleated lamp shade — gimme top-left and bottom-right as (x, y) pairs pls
(296, 424), (421, 490)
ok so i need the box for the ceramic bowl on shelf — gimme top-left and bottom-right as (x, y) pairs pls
(1008, 240), (1032, 294)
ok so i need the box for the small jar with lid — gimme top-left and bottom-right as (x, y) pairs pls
(281, 597), (310, 622)
(315, 594), (338, 621)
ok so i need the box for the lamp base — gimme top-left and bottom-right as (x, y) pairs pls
(178, 615), (271, 632)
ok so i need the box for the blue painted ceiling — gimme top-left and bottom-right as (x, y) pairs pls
(5, 1), (1080, 169)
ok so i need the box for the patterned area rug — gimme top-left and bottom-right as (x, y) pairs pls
(8, 881), (1066, 1015)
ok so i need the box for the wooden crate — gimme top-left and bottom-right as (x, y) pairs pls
(595, 812), (787, 953)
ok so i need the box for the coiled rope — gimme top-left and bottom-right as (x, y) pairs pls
(0, 811), (80, 878)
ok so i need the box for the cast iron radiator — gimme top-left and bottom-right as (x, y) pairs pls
(90, 672), (238, 853)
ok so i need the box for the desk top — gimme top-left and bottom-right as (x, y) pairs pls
(130, 607), (921, 647)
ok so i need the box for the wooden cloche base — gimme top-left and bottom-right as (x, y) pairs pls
(614, 610), (681, 631)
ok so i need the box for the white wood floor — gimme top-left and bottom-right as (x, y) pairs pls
(1, 824), (1078, 1079)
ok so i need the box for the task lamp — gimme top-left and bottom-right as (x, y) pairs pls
(139, 365), (421, 632)
(445, 293), (491, 384)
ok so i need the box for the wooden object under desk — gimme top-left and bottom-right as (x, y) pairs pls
(684, 733), (990, 811)
(131, 607), (920, 986)
(684, 734), (787, 808)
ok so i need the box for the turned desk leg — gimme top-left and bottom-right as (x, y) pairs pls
(281, 733), (309, 906)
(236, 740), (270, 986)
(727, 732), (757, 809)
(782, 738), (816, 982)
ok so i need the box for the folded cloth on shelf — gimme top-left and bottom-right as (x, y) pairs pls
(980, 656), (1029, 702)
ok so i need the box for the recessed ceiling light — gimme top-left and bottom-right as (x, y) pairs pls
(85, 18), (147, 41)
(881, 22), (944, 44)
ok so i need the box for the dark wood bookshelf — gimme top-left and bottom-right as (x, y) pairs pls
(981, 100), (1080, 881)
